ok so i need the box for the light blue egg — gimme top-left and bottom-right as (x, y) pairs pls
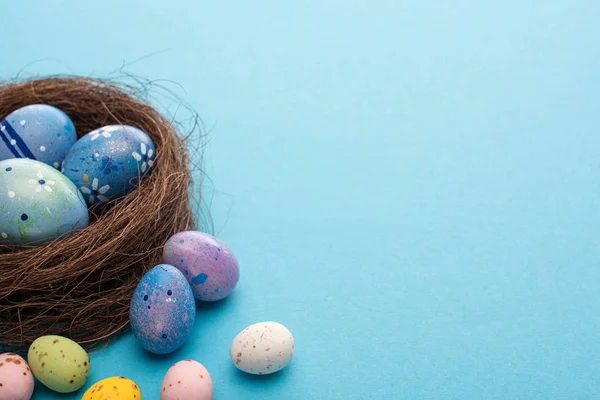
(0, 158), (89, 245)
(0, 104), (77, 169)
(61, 125), (155, 206)
(130, 264), (196, 354)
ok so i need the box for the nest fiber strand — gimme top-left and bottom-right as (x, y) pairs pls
(0, 77), (196, 352)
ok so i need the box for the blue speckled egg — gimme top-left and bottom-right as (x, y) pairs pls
(0, 158), (89, 245)
(0, 104), (77, 168)
(61, 125), (155, 206)
(130, 264), (196, 354)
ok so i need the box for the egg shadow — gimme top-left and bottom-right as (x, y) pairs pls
(195, 290), (237, 311)
(233, 364), (293, 383)
(192, 292), (239, 331)
(133, 341), (188, 365)
(32, 379), (81, 399)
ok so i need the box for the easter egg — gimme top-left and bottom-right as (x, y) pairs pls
(0, 158), (89, 245)
(61, 125), (155, 206)
(230, 322), (295, 375)
(0, 353), (34, 400)
(0, 104), (77, 168)
(130, 264), (196, 354)
(82, 376), (141, 400)
(160, 360), (212, 400)
(163, 231), (240, 301)
(27, 335), (90, 393)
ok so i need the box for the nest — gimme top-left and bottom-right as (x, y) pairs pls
(0, 77), (199, 352)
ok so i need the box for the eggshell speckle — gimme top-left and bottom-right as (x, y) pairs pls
(0, 104), (77, 168)
(130, 264), (196, 354)
(230, 322), (295, 375)
(27, 335), (90, 393)
(82, 376), (141, 400)
(163, 231), (240, 301)
(0, 353), (34, 400)
(160, 360), (212, 400)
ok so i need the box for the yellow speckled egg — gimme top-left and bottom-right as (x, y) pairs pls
(82, 376), (141, 400)
(27, 335), (90, 393)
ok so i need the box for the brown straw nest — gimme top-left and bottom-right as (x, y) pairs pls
(0, 76), (202, 353)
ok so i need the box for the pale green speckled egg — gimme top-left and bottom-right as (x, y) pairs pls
(27, 335), (90, 393)
(0, 158), (88, 245)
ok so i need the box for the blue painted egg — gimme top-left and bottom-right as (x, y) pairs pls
(61, 125), (155, 205)
(0, 158), (89, 245)
(0, 104), (77, 169)
(130, 264), (196, 354)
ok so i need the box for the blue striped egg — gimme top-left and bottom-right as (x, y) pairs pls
(130, 264), (196, 354)
(0, 104), (77, 169)
(0, 158), (89, 245)
(61, 125), (155, 206)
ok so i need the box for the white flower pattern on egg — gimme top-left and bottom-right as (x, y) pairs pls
(28, 171), (56, 193)
(132, 142), (155, 173)
(80, 178), (110, 204)
(0, 158), (89, 245)
(90, 130), (111, 141)
(62, 125), (155, 206)
(90, 125), (122, 141)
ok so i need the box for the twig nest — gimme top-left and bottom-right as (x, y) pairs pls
(0, 77), (196, 352)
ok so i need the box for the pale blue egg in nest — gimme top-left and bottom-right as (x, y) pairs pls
(0, 104), (77, 169)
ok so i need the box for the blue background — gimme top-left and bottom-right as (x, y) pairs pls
(2, 0), (600, 398)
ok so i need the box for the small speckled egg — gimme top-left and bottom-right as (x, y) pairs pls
(0, 158), (89, 245)
(0, 353), (34, 400)
(61, 125), (155, 206)
(130, 264), (196, 354)
(163, 231), (240, 302)
(160, 360), (212, 400)
(82, 376), (141, 400)
(27, 335), (90, 393)
(230, 322), (295, 375)
(0, 104), (77, 168)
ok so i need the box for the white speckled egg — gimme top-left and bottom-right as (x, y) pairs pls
(0, 353), (34, 400)
(160, 360), (213, 400)
(230, 322), (294, 375)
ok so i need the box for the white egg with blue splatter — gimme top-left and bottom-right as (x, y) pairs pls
(61, 125), (155, 206)
(0, 104), (77, 168)
(0, 158), (89, 245)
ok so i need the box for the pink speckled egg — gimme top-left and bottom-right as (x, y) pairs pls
(160, 360), (213, 400)
(0, 353), (34, 400)
(163, 231), (240, 302)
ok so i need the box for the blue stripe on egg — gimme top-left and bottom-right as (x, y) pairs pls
(0, 124), (21, 158)
(2, 121), (36, 159)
